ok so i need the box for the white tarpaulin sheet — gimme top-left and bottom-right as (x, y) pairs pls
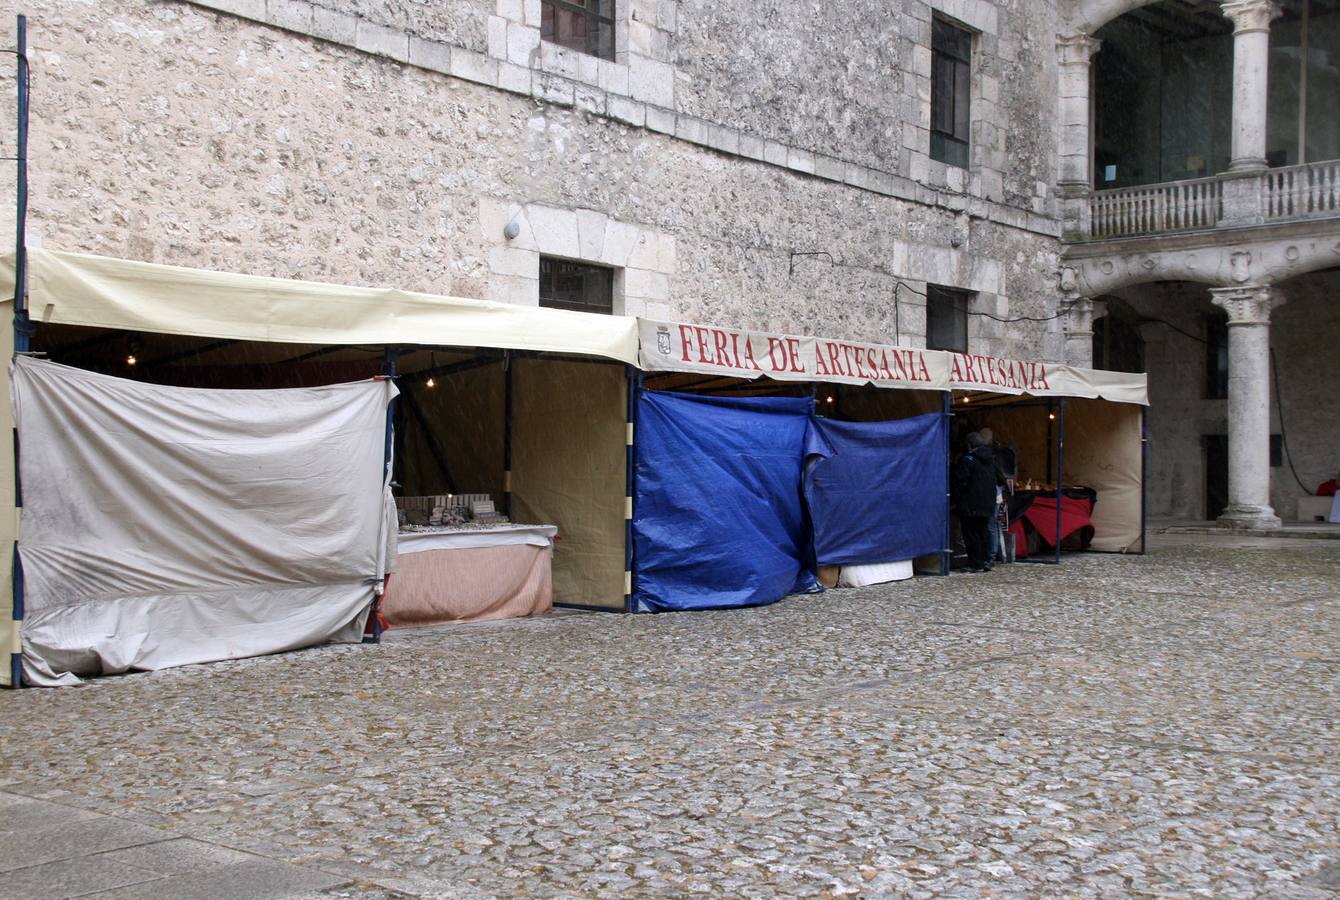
(12, 357), (397, 685)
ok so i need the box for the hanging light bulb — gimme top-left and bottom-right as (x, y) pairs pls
(825, 395), (835, 403)
(425, 349), (437, 388)
(126, 354), (137, 367)
(1048, 412), (1056, 420)
(425, 376), (436, 388)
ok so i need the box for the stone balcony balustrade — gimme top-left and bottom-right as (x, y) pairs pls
(1078, 158), (1340, 241)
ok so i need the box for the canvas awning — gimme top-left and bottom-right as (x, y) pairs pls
(638, 319), (1148, 405)
(0, 249), (640, 365)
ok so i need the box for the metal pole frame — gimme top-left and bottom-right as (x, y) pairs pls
(1140, 405), (1148, 555)
(502, 352), (513, 518)
(623, 366), (640, 612)
(365, 347), (398, 644)
(10, 15), (29, 688)
(1054, 397), (1066, 565)
(941, 391), (952, 576)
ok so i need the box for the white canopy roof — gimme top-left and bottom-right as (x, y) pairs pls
(1, 249), (1147, 404)
(1, 249), (640, 365)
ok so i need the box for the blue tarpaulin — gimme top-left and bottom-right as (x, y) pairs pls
(632, 391), (817, 612)
(804, 412), (947, 566)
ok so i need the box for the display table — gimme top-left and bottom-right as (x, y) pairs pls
(381, 525), (558, 628)
(1007, 490), (1096, 558)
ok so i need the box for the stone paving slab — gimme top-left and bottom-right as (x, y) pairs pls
(0, 814), (170, 872)
(0, 535), (1336, 896)
(1, 855), (163, 899)
(79, 859), (349, 899)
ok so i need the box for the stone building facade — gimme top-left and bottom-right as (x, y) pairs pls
(0, 0), (1069, 359)
(0, 0), (1336, 525)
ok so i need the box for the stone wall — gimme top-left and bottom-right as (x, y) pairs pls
(0, 0), (1069, 360)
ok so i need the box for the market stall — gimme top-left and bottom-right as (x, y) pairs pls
(805, 410), (949, 587)
(949, 352), (1148, 561)
(388, 352), (629, 621)
(809, 385), (949, 585)
(632, 390), (817, 611)
(10, 355), (395, 685)
(1, 249), (639, 685)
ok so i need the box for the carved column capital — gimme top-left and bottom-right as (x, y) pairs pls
(1056, 33), (1102, 65)
(1209, 284), (1283, 325)
(1220, 0), (1281, 34)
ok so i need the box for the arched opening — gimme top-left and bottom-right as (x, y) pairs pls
(1095, 268), (1340, 522)
(1091, 0), (1340, 190)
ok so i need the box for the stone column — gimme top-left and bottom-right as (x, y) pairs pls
(1221, 0), (1280, 173)
(1209, 284), (1283, 529)
(1056, 34), (1101, 240)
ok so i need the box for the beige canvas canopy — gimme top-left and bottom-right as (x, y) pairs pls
(0, 249), (640, 364)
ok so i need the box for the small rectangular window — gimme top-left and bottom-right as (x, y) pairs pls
(931, 17), (972, 169)
(539, 257), (614, 314)
(541, 0), (616, 60)
(926, 284), (970, 353)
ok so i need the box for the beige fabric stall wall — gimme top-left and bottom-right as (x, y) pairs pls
(510, 359), (627, 609)
(399, 362), (505, 501)
(0, 301), (13, 686)
(1063, 399), (1144, 552)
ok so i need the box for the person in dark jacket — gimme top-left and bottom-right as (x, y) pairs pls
(953, 432), (1004, 572)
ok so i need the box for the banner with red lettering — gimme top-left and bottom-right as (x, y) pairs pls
(638, 320), (950, 391)
(637, 320), (1147, 405)
(947, 353), (1147, 404)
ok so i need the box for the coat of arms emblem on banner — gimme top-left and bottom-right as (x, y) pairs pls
(656, 327), (671, 355)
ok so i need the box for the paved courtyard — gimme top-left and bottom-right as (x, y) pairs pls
(1, 534), (1338, 898)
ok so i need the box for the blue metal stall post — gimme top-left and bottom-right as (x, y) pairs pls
(941, 391), (952, 576)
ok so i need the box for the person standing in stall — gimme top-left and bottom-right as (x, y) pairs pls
(953, 432), (1005, 573)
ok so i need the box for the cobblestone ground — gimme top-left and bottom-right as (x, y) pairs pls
(2, 534), (1338, 898)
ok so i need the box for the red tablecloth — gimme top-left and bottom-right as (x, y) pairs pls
(1008, 495), (1094, 558)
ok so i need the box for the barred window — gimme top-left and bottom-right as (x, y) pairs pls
(931, 17), (972, 169)
(539, 257), (614, 314)
(541, 0), (616, 60)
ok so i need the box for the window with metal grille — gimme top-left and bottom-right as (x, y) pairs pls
(931, 17), (972, 169)
(539, 257), (614, 314)
(540, 0), (616, 60)
(926, 284), (970, 352)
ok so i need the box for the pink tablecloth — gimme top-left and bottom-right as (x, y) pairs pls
(381, 543), (553, 627)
